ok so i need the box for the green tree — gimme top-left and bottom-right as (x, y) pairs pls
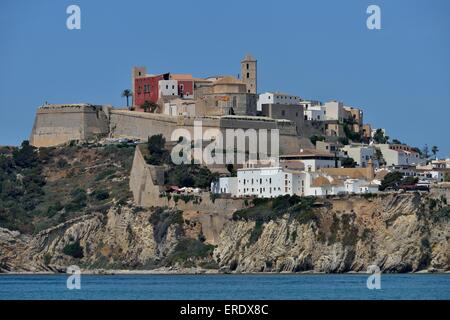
(422, 144), (430, 159)
(338, 137), (349, 145)
(146, 134), (169, 165)
(341, 157), (356, 168)
(141, 100), (159, 113)
(309, 135), (325, 146)
(373, 129), (388, 144)
(444, 172), (450, 182)
(380, 171), (404, 191)
(431, 145), (439, 159)
(63, 240), (84, 259)
(121, 89), (132, 107)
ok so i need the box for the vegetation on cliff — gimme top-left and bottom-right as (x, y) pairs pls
(233, 195), (317, 224)
(0, 141), (134, 233)
(144, 134), (219, 189)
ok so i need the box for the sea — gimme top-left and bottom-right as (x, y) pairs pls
(0, 274), (449, 300)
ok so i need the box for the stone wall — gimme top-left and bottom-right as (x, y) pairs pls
(129, 144), (167, 208)
(30, 104), (109, 147)
(128, 144), (246, 244)
(30, 105), (303, 155)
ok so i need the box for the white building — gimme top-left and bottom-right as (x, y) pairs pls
(211, 177), (238, 195)
(237, 166), (300, 198)
(304, 105), (326, 121)
(376, 144), (425, 166)
(158, 80), (178, 97)
(257, 92), (301, 111)
(323, 100), (345, 122)
(342, 144), (379, 168)
(211, 164), (379, 198)
(280, 151), (339, 172)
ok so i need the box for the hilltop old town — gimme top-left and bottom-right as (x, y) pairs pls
(30, 54), (450, 201)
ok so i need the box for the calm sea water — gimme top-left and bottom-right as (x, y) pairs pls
(0, 274), (449, 300)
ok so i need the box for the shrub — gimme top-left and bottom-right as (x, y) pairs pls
(56, 158), (69, 169)
(341, 157), (356, 168)
(379, 171), (404, 190)
(310, 135), (325, 146)
(92, 189), (109, 201)
(63, 240), (84, 259)
(145, 134), (170, 165)
(233, 195), (317, 224)
(248, 220), (264, 245)
(165, 238), (215, 265)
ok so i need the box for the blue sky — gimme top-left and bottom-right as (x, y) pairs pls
(1, 0), (449, 156)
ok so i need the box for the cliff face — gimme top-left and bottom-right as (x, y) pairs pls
(1, 192), (448, 273)
(215, 193), (449, 273)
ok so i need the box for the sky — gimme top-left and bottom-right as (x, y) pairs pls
(0, 0), (449, 156)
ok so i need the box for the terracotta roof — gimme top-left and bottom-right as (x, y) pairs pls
(170, 74), (193, 80)
(311, 176), (332, 187)
(320, 167), (370, 180)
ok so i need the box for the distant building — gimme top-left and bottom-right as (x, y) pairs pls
(158, 80), (178, 97)
(257, 92), (301, 112)
(211, 177), (238, 195)
(211, 159), (379, 198)
(323, 100), (345, 122)
(376, 144), (425, 166)
(303, 104), (326, 121)
(362, 124), (372, 141)
(279, 149), (339, 172)
(241, 54), (257, 94)
(342, 144), (379, 168)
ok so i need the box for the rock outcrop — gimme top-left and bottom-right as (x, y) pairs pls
(0, 193), (449, 273)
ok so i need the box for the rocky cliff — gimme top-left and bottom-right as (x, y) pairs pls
(1, 192), (448, 273)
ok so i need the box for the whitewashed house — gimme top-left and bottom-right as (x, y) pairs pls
(257, 92), (301, 111)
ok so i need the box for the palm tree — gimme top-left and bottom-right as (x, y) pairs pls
(121, 89), (132, 108)
(431, 145), (439, 159)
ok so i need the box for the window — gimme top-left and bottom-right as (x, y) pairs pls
(166, 85), (168, 89)
(246, 73), (250, 78)
(281, 110), (285, 116)
(246, 63), (249, 70)
(172, 85), (175, 89)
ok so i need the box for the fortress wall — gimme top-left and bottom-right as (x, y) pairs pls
(129, 145), (245, 244)
(129, 144), (168, 208)
(30, 105), (302, 154)
(109, 110), (221, 142)
(30, 105), (109, 147)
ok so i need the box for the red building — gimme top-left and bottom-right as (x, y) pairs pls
(170, 74), (195, 99)
(134, 73), (170, 106)
(132, 71), (199, 110)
